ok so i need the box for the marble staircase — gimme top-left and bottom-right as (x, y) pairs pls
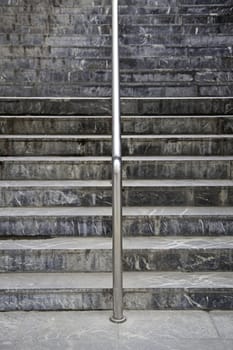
(0, 0), (232, 97)
(0, 97), (233, 311)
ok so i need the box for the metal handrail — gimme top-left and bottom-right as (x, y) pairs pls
(110, 0), (126, 323)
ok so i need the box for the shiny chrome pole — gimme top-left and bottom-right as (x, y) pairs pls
(110, 0), (126, 324)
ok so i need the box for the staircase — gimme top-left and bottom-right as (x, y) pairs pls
(0, 96), (233, 311)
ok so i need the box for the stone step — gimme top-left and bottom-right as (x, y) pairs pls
(0, 115), (232, 135)
(0, 180), (112, 208)
(0, 271), (233, 311)
(3, 68), (233, 88)
(2, 55), (232, 72)
(122, 135), (233, 157)
(6, 14), (229, 35)
(0, 134), (233, 156)
(120, 100), (233, 115)
(0, 97), (232, 116)
(123, 156), (233, 180)
(1, 180), (233, 207)
(0, 206), (233, 237)
(180, 0), (230, 5)
(121, 179), (233, 207)
(0, 236), (233, 273)
(3, 0), (228, 10)
(41, 28), (233, 44)
(0, 156), (112, 180)
(40, 23), (233, 40)
(3, 20), (232, 36)
(120, 33), (233, 46)
(9, 29), (231, 45)
(123, 16), (232, 26)
(120, 70), (233, 86)
(27, 12), (230, 29)
(120, 56), (233, 71)
(121, 115), (233, 135)
(0, 115), (112, 135)
(0, 98), (112, 116)
(0, 156), (232, 180)
(42, 31), (233, 45)
(44, 45), (232, 61)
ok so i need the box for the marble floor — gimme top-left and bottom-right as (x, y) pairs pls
(0, 310), (232, 350)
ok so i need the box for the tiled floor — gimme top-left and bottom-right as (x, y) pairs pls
(0, 310), (232, 349)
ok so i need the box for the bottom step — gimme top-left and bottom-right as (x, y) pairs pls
(1, 272), (233, 311)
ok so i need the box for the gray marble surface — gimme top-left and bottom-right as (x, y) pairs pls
(1, 235), (233, 273)
(0, 206), (233, 237)
(0, 155), (233, 182)
(1, 271), (233, 289)
(1, 271), (233, 311)
(1, 206), (233, 216)
(1, 236), (233, 250)
(1, 115), (232, 136)
(1, 179), (233, 187)
(0, 0), (232, 97)
(1, 134), (233, 157)
(0, 310), (232, 350)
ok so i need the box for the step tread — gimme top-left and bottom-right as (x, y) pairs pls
(1, 135), (233, 139)
(1, 97), (231, 100)
(1, 271), (233, 289)
(0, 135), (112, 139)
(127, 115), (233, 119)
(0, 115), (112, 119)
(0, 180), (112, 187)
(125, 135), (233, 139)
(0, 236), (233, 250)
(0, 156), (111, 161)
(0, 97), (111, 100)
(123, 156), (233, 160)
(0, 179), (233, 187)
(1, 115), (233, 119)
(124, 180), (233, 187)
(0, 206), (232, 216)
(0, 156), (232, 161)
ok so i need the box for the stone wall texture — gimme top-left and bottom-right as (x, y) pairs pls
(0, 0), (232, 97)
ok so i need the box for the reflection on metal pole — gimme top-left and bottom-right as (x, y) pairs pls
(110, 0), (126, 324)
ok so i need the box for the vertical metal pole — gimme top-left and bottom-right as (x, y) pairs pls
(110, 0), (126, 324)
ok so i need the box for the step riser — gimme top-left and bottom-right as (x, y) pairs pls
(0, 98), (232, 116)
(1, 117), (232, 135)
(0, 188), (112, 207)
(124, 250), (233, 272)
(0, 249), (232, 272)
(0, 99), (112, 116)
(0, 139), (112, 157)
(124, 290), (233, 311)
(0, 160), (112, 181)
(1, 289), (232, 311)
(0, 250), (111, 273)
(122, 99), (233, 116)
(123, 187), (233, 207)
(123, 139), (233, 157)
(1, 159), (231, 180)
(122, 118), (233, 135)
(0, 0), (232, 97)
(0, 216), (232, 237)
(1, 186), (233, 207)
(124, 160), (233, 180)
(1, 138), (233, 156)
(121, 56), (233, 71)
(0, 291), (112, 311)
(0, 118), (112, 135)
